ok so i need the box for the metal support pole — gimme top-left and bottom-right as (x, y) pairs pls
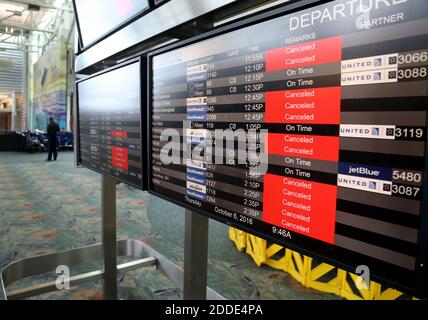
(183, 209), (209, 300)
(11, 91), (16, 131)
(101, 175), (117, 300)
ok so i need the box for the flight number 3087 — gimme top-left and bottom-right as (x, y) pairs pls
(392, 184), (420, 198)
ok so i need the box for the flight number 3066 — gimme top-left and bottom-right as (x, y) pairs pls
(398, 51), (428, 65)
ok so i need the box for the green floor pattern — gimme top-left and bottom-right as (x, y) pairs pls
(0, 151), (338, 300)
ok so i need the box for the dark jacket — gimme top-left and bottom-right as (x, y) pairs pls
(47, 122), (60, 139)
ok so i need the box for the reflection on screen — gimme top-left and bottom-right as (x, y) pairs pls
(75, 0), (150, 46)
(78, 61), (143, 188)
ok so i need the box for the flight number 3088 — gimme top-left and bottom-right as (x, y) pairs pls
(398, 67), (427, 80)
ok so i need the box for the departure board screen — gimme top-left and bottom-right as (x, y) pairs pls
(77, 60), (144, 189)
(73, 0), (150, 47)
(149, 0), (428, 294)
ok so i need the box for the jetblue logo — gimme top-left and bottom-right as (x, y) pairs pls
(348, 166), (380, 177)
(339, 163), (392, 181)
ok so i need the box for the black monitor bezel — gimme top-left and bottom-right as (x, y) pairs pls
(146, 0), (428, 297)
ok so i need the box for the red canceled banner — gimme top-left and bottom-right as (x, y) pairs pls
(262, 174), (336, 244)
(111, 146), (128, 170)
(265, 36), (342, 72)
(266, 133), (339, 162)
(111, 130), (128, 138)
(265, 87), (341, 124)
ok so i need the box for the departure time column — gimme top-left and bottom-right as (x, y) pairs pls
(204, 48), (267, 221)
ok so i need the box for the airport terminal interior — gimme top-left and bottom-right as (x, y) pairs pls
(0, 0), (427, 301)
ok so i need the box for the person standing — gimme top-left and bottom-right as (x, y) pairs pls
(46, 116), (60, 161)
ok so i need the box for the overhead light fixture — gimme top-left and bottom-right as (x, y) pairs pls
(5, 10), (23, 16)
(4, 26), (15, 34)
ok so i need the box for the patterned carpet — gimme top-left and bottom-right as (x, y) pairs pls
(0, 151), (338, 300)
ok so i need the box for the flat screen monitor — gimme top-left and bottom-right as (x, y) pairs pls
(148, 0), (428, 296)
(77, 59), (145, 189)
(73, 0), (150, 48)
